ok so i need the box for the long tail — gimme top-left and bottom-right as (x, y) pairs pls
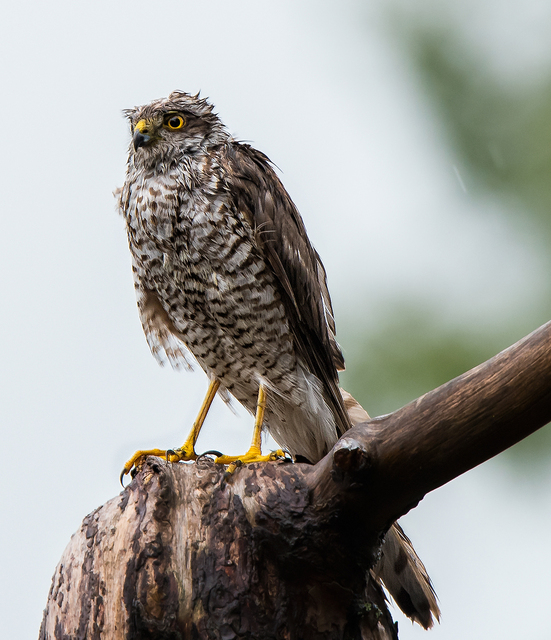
(373, 523), (440, 629)
(341, 389), (440, 629)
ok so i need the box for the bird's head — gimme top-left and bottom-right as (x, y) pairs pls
(124, 91), (228, 162)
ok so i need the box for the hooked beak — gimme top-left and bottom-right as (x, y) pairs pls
(133, 119), (154, 150)
(133, 130), (151, 150)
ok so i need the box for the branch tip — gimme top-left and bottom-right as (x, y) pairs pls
(332, 437), (371, 474)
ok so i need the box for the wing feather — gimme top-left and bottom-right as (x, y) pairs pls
(219, 142), (350, 436)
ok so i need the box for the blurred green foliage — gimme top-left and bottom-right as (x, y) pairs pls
(341, 307), (506, 418)
(400, 21), (551, 239)
(341, 306), (551, 476)
(341, 10), (551, 473)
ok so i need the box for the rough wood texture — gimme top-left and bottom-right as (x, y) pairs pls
(39, 320), (551, 640)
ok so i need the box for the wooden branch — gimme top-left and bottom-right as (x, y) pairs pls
(39, 320), (551, 640)
(308, 319), (551, 532)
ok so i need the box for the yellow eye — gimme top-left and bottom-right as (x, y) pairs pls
(164, 114), (186, 130)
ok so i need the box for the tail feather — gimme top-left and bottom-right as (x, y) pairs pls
(340, 389), (440, 629)
(374, 524), (440, 629)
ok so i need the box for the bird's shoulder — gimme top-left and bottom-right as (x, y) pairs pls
(215, 141), (322, 319)
(216, 141), (349, 429)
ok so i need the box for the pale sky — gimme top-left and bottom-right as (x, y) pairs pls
(1, 1), (550, 638)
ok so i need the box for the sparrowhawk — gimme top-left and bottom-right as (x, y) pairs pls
(117, 91), (439, 629)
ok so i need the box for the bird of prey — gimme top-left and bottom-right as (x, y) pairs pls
(117, 91), (439, 628)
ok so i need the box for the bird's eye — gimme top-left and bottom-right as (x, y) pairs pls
(164, 114), (186, 130)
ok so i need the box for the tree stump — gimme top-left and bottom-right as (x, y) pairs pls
(39, 456), (401, 639)
(39, 320), (551, 639)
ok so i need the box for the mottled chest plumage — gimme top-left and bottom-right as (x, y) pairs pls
(121, 154), (296, 405)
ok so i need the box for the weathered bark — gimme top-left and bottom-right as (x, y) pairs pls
(39, 320), (551, 640)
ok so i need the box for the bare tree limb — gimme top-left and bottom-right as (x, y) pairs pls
(309, 319), (551, 533)
(39, 320), (551, 640)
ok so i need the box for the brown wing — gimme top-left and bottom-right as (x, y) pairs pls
(220, 142), (351, 437)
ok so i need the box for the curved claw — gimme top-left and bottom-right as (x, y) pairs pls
(199, 450), (224, 459)
(120, 457), (143, 487)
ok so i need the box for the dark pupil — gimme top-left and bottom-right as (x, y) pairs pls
(169, 117), (181, 128)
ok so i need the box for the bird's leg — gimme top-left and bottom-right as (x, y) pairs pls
(214, 384), (286, 474)
(171, 377), (221, 460)
(120, 378), (220, 483)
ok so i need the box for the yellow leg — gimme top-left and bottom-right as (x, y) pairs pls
(120, 378), (220, 482)
(176, 378), (221, 460)
(214, 384), (286, 472)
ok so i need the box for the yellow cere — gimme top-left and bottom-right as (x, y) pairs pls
(134, 119), (148, 133)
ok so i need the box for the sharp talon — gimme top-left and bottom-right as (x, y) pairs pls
(200, 450), (224, 459)
(166, 449), (176, 462)
(120, 470), (127, 487)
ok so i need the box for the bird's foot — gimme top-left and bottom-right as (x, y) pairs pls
(120, 443), (197, 485)
(211, 447), (290, 481)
